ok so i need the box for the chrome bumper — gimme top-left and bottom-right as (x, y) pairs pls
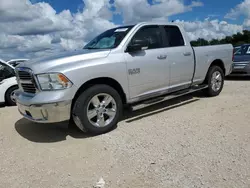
(16, 101), (72, 123)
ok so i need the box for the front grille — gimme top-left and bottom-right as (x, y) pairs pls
(17, 71), (32, 80)
(21, 83), (37, 93)
(16, 68), (37, 94)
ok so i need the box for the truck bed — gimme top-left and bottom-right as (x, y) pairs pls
(192, 44), (233, 83)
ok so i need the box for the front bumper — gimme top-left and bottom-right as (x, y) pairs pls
(16, 100), (72, 123)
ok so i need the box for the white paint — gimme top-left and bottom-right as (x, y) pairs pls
(0, 61), (18, 103)
(115, 28), (128, 32)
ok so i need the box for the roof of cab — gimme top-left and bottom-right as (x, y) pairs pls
(135, 21), (181, 26)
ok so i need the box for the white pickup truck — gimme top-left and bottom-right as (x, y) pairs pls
(15, 22), (233, 134)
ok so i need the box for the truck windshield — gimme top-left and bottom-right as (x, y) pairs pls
(83, 25), (134, 50)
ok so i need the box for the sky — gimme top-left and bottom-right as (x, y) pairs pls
(0, 0), (249, 60)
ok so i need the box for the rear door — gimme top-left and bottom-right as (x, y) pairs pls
(162, 25), (195, 92)
(124, 25), (170, 100)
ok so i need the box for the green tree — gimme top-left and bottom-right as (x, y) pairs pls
(191, 30), (250, 47)
(209, 39), (220, 45)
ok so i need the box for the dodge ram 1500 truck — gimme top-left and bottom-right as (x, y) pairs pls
(14, 22), (233, 134)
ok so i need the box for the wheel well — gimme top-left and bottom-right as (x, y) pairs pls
(72, 77), (127, 106)
(203, 59), (226, 84)
(5, 85), (18, 99)
(209, 59), (225, 75)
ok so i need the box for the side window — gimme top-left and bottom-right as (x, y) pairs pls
(0, 63), (14, 79)
(0, 64), (4, 78)
(241, 45), (250, 55)
(130, 26), (163, 50)
(246, 46), (250, 55)
(13, 61), (21, 67)
(164, 26), (185, 47)
(234, 47), (241, 55)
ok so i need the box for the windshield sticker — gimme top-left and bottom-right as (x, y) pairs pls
(115, 28), (128, 32)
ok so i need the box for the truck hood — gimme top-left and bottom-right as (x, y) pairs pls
(17, 49), (111, 73)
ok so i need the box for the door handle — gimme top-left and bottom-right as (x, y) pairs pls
(183, 52), (192, 56)
(157, 55), (167, 60)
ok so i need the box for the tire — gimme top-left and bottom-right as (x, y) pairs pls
(72, 84), (123, 134)
(204, 66), (224, 97)
(5, 85), (19, 106)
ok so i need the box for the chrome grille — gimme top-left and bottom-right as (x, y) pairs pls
(17, 71), (32, 80)
(16, 68), (37, 94)
(21, 83), (37, 93)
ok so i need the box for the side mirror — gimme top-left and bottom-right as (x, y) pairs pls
(126, 39), (149, 52)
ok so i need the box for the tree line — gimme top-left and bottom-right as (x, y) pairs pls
(190, 30), (250, 47)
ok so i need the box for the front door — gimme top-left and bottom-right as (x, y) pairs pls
(124, 25), (170, 101)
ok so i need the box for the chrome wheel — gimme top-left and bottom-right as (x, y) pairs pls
(211, 71), (222, 92)
(87, 93), (117, 128)
(10, 90), (17, 103)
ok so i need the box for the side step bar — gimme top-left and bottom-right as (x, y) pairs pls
(131, 85), (208, 111)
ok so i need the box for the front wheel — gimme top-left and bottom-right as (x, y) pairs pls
(5, 85), (19, 106)
(72, 84), (123, 134)
(204, 66), (225, 97)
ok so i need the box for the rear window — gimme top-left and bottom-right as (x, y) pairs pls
(163, 26), (185, 47)
(234, 45), (250, 55)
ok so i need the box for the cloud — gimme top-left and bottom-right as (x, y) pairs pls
(175, 19), (243, 41)
(0, 0), (115, 60)
(225, 0), (250, 28)
(0, 1), (73, 35)
(0, 0), (244, 60)
(114, 0), (203, 24)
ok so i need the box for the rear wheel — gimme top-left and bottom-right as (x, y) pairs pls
(72, 84), (123, 134)
(5, 85), (19, 106)
(204, 66), (224, 97)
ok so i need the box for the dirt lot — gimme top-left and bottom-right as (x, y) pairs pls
(0, 78), (250, 188)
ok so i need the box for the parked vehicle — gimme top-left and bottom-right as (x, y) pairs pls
(0, 59), (18, 106)
(14, 22), (234, 134)
(230, 44), (250, 76)
(7, 59), (29, 67)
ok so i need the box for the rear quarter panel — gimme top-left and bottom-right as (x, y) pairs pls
(193, 44), (233, 84)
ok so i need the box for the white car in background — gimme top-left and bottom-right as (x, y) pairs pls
(7, 59), (29, 67)
(0, 59), (18, 106)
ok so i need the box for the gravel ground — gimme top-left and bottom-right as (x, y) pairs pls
(0, 78), (250, 188)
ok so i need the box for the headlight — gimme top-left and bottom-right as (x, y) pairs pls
(37, 73), (73, 91)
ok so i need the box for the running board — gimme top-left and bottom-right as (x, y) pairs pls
(131, 85), (208, 111)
